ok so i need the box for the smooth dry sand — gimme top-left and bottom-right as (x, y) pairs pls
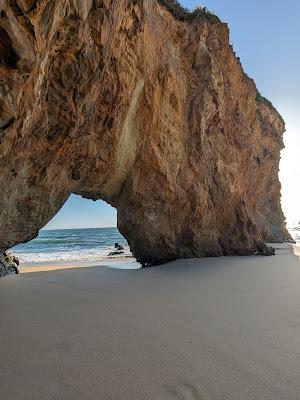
(1, 245), (300, 400)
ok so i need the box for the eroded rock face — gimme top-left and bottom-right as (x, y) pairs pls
(0, 0), (290, 266)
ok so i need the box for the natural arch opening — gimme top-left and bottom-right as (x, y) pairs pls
(12, 195), (137, 269)
(0, 0), (292, 277)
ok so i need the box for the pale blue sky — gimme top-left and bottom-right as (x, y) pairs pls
(45, 0), (299, 230)
(44, 195), (117, 230)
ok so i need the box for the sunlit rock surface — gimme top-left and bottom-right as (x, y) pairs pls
(0, 0), (290, 266)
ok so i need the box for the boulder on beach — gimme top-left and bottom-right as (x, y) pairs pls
(0, 252), (19, 277)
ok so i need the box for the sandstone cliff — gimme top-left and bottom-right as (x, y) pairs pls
(0, 0), (290, 267)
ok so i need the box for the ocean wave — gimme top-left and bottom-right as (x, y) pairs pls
(14, 245), (133, 264)
(288, 226), (300, 243)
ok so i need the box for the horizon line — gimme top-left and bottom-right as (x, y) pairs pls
(42, 226), (117, 231)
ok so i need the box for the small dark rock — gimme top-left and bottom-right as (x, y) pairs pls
(114, 242), (124, 251)
(286, 238), (296, 244)
(0, 251), (19, 277)
(108, 250), (124, 256)
(256, 242), (275, 256)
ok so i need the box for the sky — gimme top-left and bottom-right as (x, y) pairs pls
(45, 195), (117, 230)
(45, 0), (299, 230)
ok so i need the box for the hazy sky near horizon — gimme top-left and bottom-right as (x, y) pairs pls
(45, 0), (299, 230)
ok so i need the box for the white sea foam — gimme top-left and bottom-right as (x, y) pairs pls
(15, 245), (133, 264)
(288, 224), (300, 244)
(12, 227), (134, 264)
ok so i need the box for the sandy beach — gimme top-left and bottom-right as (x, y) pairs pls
(1, 244), (300, 400)
(19, 258), (140, 274)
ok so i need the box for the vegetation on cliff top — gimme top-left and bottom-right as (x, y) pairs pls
(158, 0), (221, 23)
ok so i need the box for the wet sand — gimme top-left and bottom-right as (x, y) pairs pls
(1, 245), (300, 399)
(19, 258), (140, 274)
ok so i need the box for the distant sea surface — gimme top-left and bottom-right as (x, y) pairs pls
(13, 227), (132, 264)
(289, 224), (300, 244)
(12, 224), (300, 265)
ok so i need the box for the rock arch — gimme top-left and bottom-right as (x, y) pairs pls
(0, 0), (290, 267)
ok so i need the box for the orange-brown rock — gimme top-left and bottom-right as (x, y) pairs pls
(0, 0), (290, 267)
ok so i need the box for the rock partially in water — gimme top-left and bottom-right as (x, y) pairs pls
(0, 252), (19, 277)
(108, 251), (125, 257)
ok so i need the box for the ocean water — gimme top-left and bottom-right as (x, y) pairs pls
(12, 224), (300, 265)
(12, 227), (133, 264)
(289, 223), (300, 244)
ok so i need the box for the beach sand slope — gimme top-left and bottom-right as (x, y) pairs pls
(0, 245), (300, 399)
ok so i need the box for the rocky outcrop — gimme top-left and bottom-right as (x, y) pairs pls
(0, 252), (19, 276)
(0, 0), (290, 266)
